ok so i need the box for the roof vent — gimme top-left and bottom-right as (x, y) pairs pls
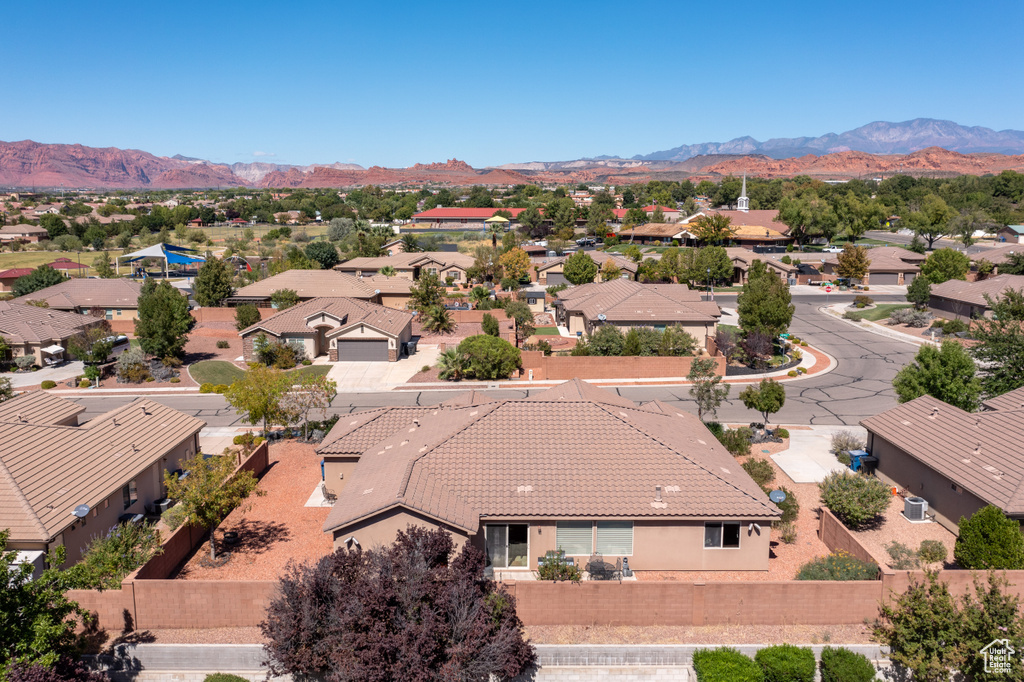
(655, 485), (662, 502)
(412, 419), (420, 427)
(929, 407), (939, 419)
(975, 443), (982, 456)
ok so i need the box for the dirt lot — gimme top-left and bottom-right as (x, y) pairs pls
(849, 495), (958, 570)
(173, 441), (334, 580)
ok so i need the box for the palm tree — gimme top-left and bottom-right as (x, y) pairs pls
(469, 285), (491, 307)
(437, 349), (468, 381)
(420, 305), (455, 334)
(379, 265), (397, 277)
(400, 234), (422, 252)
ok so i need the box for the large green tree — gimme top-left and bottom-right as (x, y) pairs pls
(11, 265), (67, 298)
(892, 341), (981, 412)
(193, 257), (235, 307)
(689, 358), (729, 421)
(224, 363), (292, 435)
(836, 244), (870, 281)
(736, 260), (794, 337)
(409, 272), (445, 311)
(970, 288), (1024, 398)
(689, 246), (733, 286)
(134, 279), (195, 360)
(920, 248), (970, 284)
(739, 378), (786, 426)
(561, 251), (598, 285)
(457, 335), (521, 379)
(909, 194), (956, 249)
(305, 241), (340, 270)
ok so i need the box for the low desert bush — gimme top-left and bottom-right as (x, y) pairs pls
(421, 365), (432, 373)
(819, 646), (876, 682)
(886, 541), (920, 570)
(169, 376), (180, 383)
(797, 551), (880, 581)
(773, 486), (800, 524)
(537, 551), (582, 582)
(797, 366), (807, 374)
(742, 458), (775, 488)
(717, 426), (752, 457)
(14, 355), (35, 370)
(887, 307), (932, 327)
(917, 539), (948, 565)
(65, 521), (163, 589)
(78, 379), (91, 388)
(162, 504), (186, 531)
(691, 647), (763, 682)
(778, 522), (798, 544)
(145, 376), (155, 382)
(301, 359), (312, 366)
(852, 295), (874, 309)
(819, 471), (891, 529)
(830, 430), (865, 456)
(204, 674), (249, 682)
(787, 370), (798, 377)
(216, 340), (230, 349)
(213, 384), (229, 394)
(703, 421), (724, 439)
(116, 347), (151, 383)
(774, 427), (790, 439)
(931, 318), (969, 334)
(41, 380), (56, 389)
(199, 383), (214, 393)
(755, 644), (815, 682)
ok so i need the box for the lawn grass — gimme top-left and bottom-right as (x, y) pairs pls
(533, 327), (560, 335)
(189, 360), (244, 385)
(843, 303), (911, 322)
(0, 249), (122, 271)
(719, 324), (741, 335)
(289, 365), (330, 381)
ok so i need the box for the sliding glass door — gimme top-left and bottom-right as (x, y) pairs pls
(484, 524), (529, 568)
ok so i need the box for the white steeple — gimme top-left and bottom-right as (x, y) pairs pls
(737, 173), (749, 212)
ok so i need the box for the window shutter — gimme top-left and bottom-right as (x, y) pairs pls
(596, 521), (633, 556)
(555, 521), (592, 555)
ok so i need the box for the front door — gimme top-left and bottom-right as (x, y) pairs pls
(485, 524), (529, 568)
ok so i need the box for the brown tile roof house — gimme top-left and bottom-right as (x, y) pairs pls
(318, 380), (779, 574)
(821, 248), (921, 285)
(240, 297), (414, 363)
(982, 386), (1024, 412)
(616, 223), (686, 244)
(14, 278), (143, 313)
(0, 301), (101, 365)
(554, 280), (721, 344)
(0, 223), (49, 242)
(537, 252), (638, 285)
(862, 394), (1024, 532)
(929, 274), (1024, 320)
(0, 397), (204, 565)
(724, 248), (798, 284)
(0, 390), (86, 427)
(335, 251), (477, 281)
(0, 268), (34, 293)
(228, 270), (413, 310)
(969, 243), (1024, 268)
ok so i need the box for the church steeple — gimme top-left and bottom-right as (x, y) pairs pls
(737, 173), (749, 212)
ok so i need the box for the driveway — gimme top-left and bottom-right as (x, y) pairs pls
(325, 345), (441, 391)
(771, 425), (867, 483)
(9, 361), (85, 388)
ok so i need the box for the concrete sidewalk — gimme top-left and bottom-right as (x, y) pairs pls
(821, 304), (936, 347)
(771, 425), (867, 483)
(8, 360), (85, 388)
(325, 345), (441, 391)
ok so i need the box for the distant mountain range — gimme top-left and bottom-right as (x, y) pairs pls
(1, 119), (1023, 190)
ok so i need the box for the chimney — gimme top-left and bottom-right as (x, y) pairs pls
(655, 485), (662, 502)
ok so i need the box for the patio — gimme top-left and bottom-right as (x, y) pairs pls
(173, 440), (334, 580)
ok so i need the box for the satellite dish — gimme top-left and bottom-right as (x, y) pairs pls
(768, 490), (787, 504)
(72, 504), (91, 518)
(598, 313), (607, 321)
(375, 289), (381, 294)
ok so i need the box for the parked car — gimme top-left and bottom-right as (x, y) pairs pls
(823, 245), (844, 253)
(576, 237), (596, 247)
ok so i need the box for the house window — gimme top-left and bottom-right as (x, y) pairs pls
(528, 298), (537, 305)
(448, 270), (460, 280)
(704, 522), (740, 549)
(122, 480), (138, 510)
(596, 521), (633, 555)
(485, 524), (529, 568)
(428, 268), (438, 276)
(105, 309), (113, 320)
(556, 521), (592, 555)
(116, 309), (122, 316)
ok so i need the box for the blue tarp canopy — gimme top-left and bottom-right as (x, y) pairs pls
(122, 243), (206, 265)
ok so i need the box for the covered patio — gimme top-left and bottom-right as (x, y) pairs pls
(120, 243), (206, 277)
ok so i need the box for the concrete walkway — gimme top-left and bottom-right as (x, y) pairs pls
(8, 360), (84, 388)
(771, 425), (867, 483)
(325, 344), (441, 391)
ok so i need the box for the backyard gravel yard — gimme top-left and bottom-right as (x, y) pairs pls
(173, 441), (334, 580)
(849, 495), (958, 570)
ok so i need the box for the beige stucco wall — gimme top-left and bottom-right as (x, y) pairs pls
(331, 507), (471, 552)
(323, 456), (359, 493)
(869, 433), (987, 533)
(282, 335), (316, 358)
(380, 293), (412, 310)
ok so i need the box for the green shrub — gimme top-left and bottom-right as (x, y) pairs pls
(200, 383), (214, 393)
(717, 426), (752, 457)
(818, 471), (890, 529)
(14, 355), (35, 370)
(773, 485), (799, 524)
(169, 376), (180, 383)
(457, 335), (522, 380)
(421, 365), (431, 373)
(41, 380), (56, 389)
(787, 370), (798, 377)
(145, 376), (155, 382)
(214, 384), (229, 394)
(853, 295), (874, 309)
(704, 421), (724, 439)
(537, 551), (581, 581)
(301, 359), (312, 366)
(216, 340), (230, 349)
(955, 504), (1024, 569)
(778, 522), (797, 544)
(830, 430), (865, 457)
(204, 674), (250, 682)
(161, 503), (186, 530)
(819, 646), (876, 682)
(837, 451), (852, 466)
(917, 539), (947, 565)
(78, 379), (91, 388)
(797, 551), (880, 580)
(800, 341), (808, 347)
(886, 541), (920, 570)
(755, 644), (815, 682)
(742, 458), (775, 488)
(65, 521), (163, 589)
(117, 347), (151, 383)
(797, 366), (807, 374)
(692, 647), (763, 682)
(774, 427), (790, 439)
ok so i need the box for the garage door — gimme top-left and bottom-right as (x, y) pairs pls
(545, 273), (569, 286)
(336, 339), (389, 362)
(871, 272), (900, 285)
(904, 272), (916, 284)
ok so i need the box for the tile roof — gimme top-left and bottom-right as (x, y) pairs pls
(233, 270), (379, 300)
(324, 381), (780, 534)
(0, 224), (48, 235)
(643, 205), (680, 213)
(317, 406), (439, 455)
(336, 251), (475, 273)
(241, 297), (413, 338)
(0, 398), (205, 543)
(360, 275), (414, 294)
(821, 250), (921, 272)
(725, 248), (798, 274)
(982, 386), (1024, 412)
(413, 208), (527, 220)
(15, 278), (143, 310)
(555, 280), (720, 324)
(617, 223), (683, 239)
(930, 275), (1024, 307)
(972, 243), (1024, 265)
(0, 301), (99, 345)
(687, 210), (783, 231)
(0, 268), (35, 279)
(862, 246), (927, 264)
(731, 224), (793, 241)
(538, 251), (638, 274)
(862, 395), (1024, 515)
(0, 391), (85, 426)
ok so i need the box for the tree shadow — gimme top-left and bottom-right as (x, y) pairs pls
(221, 518), (291, 556)
(183, 350), (217, 363)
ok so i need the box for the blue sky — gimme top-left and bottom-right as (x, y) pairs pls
(3, 0), (1021, 168)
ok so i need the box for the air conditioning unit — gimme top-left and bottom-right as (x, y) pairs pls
(156, 498), (174, 514)
(904, 496), (929, 522)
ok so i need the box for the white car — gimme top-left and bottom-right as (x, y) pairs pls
(823, 245), (844, 253)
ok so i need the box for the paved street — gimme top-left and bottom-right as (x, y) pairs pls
(69, 294), (918, 427)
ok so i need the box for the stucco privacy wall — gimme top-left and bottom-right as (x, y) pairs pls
(521, 352), (725, 381)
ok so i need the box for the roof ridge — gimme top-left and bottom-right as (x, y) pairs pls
(0, 449), (49, 540)
(593, 403), (778, 516)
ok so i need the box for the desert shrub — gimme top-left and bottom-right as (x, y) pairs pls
(145, 376), (155, 382)
(169, 376), (180, 383)
(830, 430), (865, 457)
(932, 318), (969, 335)
(917, 540), (947, 565)
(421, 365), (431, 373)
(796, 551), (880, 580)
(787, 370), (798, 377)
(40, 380), (56, 389)
(755, 644), (815, 682)
(15, 355), (35, 370)
(214, 384), (229, 394)
(797, 366), (807, 374)
(819, 646), (876, 682)
(742, 458), (775, 488)
(887, 307), (932, 327)
(78, 379), (90, 388)
(955, 504), (1024, 569)
(774, 427), (790, 439)
(800, 341), (808, 347)
(234, 303), (261, 331)
(65, 521), (163, 589)
(836, 451), (852, 465)
(703, 421), (724, 439)
(691, 647), (763, 682)
(216, 340), (230, 349)
(301, 359), (312, 366)
(162, 355), (182, 368)
(204, 675), (249, 682)
(819, 471), (890, 529)
(537, 551), (581, 582)
(886, 541), (920, 570)
(853, 295), (874, 309)
(457, 335), (522, 380)
(773, 485), (800, 524)
(778, 522), (797, 544)
(116, 347), (151, 383)
(199, 383), (214, 393)
(716, 426), (752, 457)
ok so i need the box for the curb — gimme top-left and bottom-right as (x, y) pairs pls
(819, 305), (935, 347)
